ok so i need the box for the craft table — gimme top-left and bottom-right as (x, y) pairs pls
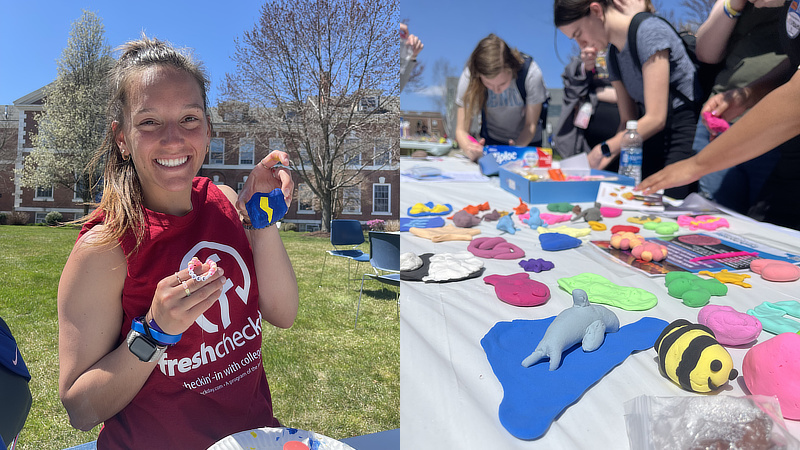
(399, 156), (800, 449)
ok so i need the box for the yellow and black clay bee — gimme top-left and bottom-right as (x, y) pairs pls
(654, 319), (738, 393)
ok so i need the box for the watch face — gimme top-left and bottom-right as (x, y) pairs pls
(130, 335), (157, 362)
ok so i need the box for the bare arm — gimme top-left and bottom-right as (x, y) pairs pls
(512, 102), (541, 147)
(587, 51), (670, 169)
(455, 106), (484, 161)
(228, 152), (299, 328)
(695, 0), (742, 64)
(59, 227), (227, 430)
(639, 66), (800, 194)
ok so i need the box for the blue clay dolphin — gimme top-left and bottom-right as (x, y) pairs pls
(521, 289), (620, 370)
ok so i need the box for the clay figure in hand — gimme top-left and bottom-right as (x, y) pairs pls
(521, 288), (620, 370)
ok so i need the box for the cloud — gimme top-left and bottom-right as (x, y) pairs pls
(415, 85), (446, 97)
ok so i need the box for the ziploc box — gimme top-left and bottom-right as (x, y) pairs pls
(499, 161), (635, 203)
(483, 145), (553, 168)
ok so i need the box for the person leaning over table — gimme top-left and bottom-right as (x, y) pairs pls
(400, 22), (424, 93)
(57, 35), (299, 449)
(555, 0), (701, 199)
(690, 0), (789, 214)
(639, 1), (800, 231)
(552, 0), (654, 168)
(454, 33), (549, 162)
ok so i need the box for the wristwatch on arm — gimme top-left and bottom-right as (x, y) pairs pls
(126, 316), (180, 362)
(601, 141), (612, 157)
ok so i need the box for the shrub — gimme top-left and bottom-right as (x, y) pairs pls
(0, 213), (6, 225)
(45, 211), (63, 226)
(366, 219), (385, 231)
(384, 219), (400, 232)
(281, 222), (298, 232)
(8, 211), (30, 225)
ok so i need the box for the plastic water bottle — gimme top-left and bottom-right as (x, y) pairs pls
(619, 120), (643, 184)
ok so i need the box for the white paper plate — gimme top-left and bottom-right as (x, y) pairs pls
(208, 427), (355, 450)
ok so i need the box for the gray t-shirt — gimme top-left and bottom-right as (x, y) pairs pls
(455, 59), (548, 143)
(608, 17), (696, 111)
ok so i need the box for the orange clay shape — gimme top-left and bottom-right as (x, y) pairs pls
(699, 270), (752, 288)
(462, 201), (490, 215)
(513, 198), (529, 215)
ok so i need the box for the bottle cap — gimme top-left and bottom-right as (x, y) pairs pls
(626, 120), (638, 130)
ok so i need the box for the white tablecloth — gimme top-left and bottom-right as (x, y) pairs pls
(399, 156), (800, 449)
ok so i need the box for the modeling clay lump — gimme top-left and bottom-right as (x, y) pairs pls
(557, 273), (658, 311)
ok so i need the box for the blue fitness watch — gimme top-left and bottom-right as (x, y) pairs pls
(601, 142), (612, 158)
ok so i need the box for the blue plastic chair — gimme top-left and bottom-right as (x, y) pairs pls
(318, 219), (370, 286)
(355, 232), (400, 329)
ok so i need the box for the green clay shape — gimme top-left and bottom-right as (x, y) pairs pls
(664, 271), (727, 307)
(547, 202), (573, 213)
(557, 273), (657, 311)
(643, 221), (679, 235)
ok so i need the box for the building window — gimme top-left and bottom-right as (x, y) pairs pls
(35, 212), (48, 224)
(344, 137), (361, 166)
(237, 176), (248, 193)
(373, 183), (390, 213)
(35, 186), (53, 200)
(342, 186), (361, 214)
(239, 137), (255, 165)
(359, 96), (378, 112)
(212, 174), (225, 185)
(210, 138), (225, 165)
(269, 137), (285, 152)
(300, 223), (320, 232)
(298, 145), (312, 165)
(298, 183), (314, 212)
(373, 138), (390, 166)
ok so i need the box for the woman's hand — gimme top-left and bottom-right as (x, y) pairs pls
(462, 137), (485, 161)
(580, 46), (598, 73)
(701, 88), (749, 139)
(636, 157), (703, 195)
(146, 264), (226, 336)
(236, 151), (294, 223)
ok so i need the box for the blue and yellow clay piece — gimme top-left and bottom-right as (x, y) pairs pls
(245, 188), (288, 229)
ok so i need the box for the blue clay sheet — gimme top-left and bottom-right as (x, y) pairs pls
(481, 316), (668, 440)
(399, 216), (445, 232)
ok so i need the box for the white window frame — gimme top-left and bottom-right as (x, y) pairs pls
(345, 137), (361, 167)
(372, 183), (391, 214)
(34, 185), (54, 201)
(342, 186), (361, 214)
(373, 137), (390, 167)
(210, 138), (225, 165)
(239, 137), (255, 165)
(359, 96), (378, 112)
(297, 183), (314, 213)
(269, 137), (286, 152)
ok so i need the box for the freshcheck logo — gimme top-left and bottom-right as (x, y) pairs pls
(182, 241), (251, 333)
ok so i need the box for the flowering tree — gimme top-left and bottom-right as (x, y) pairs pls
(16, 10), (112, 216)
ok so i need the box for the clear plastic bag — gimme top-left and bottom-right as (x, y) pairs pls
(624, 395), (800, 450)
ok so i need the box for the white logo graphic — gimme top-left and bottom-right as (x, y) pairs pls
(182, 241), (251, 333)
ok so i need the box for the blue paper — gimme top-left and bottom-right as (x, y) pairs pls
(481, 316), (667, 440)
(399, 216), (446, 232)
(245, 188), (288, 229)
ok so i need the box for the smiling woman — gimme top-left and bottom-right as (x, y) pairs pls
(56, 35), (300, 449)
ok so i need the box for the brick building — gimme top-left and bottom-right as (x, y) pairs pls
(2, 87), (399, 230)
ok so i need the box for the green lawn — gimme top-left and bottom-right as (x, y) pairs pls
(0, 225), (399, 449)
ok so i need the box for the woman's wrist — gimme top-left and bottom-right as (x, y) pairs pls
(723, 0), (743, 18)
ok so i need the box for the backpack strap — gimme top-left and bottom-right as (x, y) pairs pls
(517, 54), (533, 102)
(627, 12), (695, 108)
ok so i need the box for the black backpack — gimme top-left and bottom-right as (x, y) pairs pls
(480, 54), (550, 146)
(608, 12), (723, 111)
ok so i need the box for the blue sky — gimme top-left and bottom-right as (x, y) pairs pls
(0, 0), (266, 105)
(400, 0), (579, 113)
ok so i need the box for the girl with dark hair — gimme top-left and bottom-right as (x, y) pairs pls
(555, 0), (699, 198)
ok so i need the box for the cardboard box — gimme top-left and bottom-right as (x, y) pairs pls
(499, 162), (635, 204)
(483, 145), (553, 168)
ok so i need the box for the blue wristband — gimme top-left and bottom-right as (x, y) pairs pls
(245, 188), (288, 229)
(132, 317), (182, 346)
